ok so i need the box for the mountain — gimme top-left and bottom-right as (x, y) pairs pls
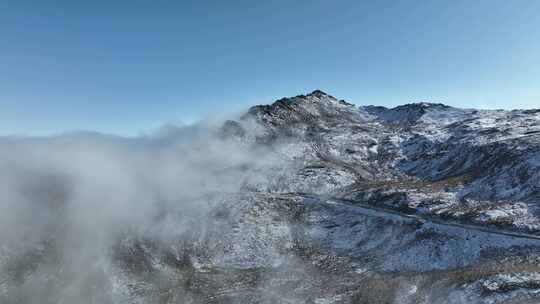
(1, 91), (540, 304)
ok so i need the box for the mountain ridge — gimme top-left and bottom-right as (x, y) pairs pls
(232, 91), (540, 233)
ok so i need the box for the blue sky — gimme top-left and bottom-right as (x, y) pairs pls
(1, 0), (539, 136)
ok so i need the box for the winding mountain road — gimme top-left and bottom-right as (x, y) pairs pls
(298, 193), (540, 242)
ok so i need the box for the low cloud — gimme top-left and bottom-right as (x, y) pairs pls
(0, 118), (278, 303)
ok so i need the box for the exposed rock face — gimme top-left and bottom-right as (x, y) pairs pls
(2, 91), (540, 303)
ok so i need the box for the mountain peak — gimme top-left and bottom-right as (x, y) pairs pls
(306, 89), (333, 99)
(242, 90), (365, 129)
(397, 102), (451, 110)
(290, 90), (336, 100)
(363, 102), (455, 125)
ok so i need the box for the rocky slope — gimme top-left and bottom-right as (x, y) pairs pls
(1, 90), (540, 304)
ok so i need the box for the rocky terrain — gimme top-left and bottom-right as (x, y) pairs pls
(1, 90), (540, 303)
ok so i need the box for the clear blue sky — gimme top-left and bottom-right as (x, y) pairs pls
(1, 0), (539, 135)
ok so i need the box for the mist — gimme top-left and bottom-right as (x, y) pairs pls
(0, 118), (281, 303)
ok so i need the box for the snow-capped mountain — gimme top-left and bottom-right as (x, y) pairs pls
(1, 91), (540, 304)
